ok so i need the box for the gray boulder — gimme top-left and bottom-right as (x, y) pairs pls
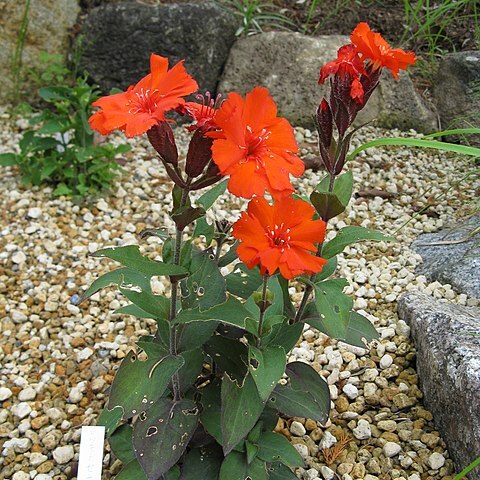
(398, 291), (480, 479)
(411, 215), (480, 298)
(433, 51), (480, 146)
(0, 0), (80, 104)
(80, 2), (238, 94)
(219, 31), (437, 132)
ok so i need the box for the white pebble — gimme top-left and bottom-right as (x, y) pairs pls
(319, 431), (337, 449)
(383, 442), (401, 457)
(53, 445), (75, 464)
(0, 387), (13, 401)
(320, 466), (335, 480)
(18, 386), (37, 401)
(11, 402), (32, 419)
(379, 354), (393, 369)
(353, 419), (371, 440)
(427, 452), (445, 470)
(342, 383), (359, 400)
(290, 421), (306, 436)
(27, 207), (42, 219)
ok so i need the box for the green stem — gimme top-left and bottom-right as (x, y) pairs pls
(452, 456), (480, 480)
(256, 275), (269, 348)
(169, 187), (189, 401)
(294, 172), (336, 323)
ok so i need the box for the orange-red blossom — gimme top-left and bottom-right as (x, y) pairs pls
(89, 54), (198, 138)
(209, 87), (304, 199)
(233, 196), (327, 280)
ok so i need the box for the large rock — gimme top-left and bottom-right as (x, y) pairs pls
(433, 51), (480, 146)
(398, 292), (480, 478)
(411, 215), (480, 298)
(80, 2), (238, 94)
(0, 0), (80, 104)
(219, 31), (437, 133)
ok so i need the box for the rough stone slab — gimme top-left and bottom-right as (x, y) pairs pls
(219, 31), (437, 133)
(411, 215), (480, 298)
(398, 291), (480, 478)
(80, 2), (238, 95)
(433, 51), (480, 146)
(0, 0), (80, 104)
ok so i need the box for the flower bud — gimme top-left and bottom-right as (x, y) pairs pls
(147, 122), (178, 166)
(316, 99), (333, 148)
(185, 129), (214, 178)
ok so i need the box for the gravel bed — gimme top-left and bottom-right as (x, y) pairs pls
(0, 110), (478, 480)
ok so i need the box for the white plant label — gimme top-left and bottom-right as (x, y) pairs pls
(77, 426), (105, 480)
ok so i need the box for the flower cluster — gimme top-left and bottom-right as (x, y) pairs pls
(89, 54), (326, 280)
(316, 22), (415, 174)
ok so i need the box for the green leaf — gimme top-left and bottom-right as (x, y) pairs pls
(92, 245), (188, 277)
(333, 171), (353, 206)
(277, 276), (295, 319)
(343, 311), (379, 347)
(109, 424), (135, 463)
(348, 136), (480, 161)
(108, 343), (184, 420)
(312, 279), (352, 339)
(114, 459), (148, 480)
(226, 264), (263, 299)
(193, 217), (215, 245)
(119, 285), (170, 321)
(0, 153), (17, 166)
(139, 228), (169, 241)
(268, 362), (330, 423)
(132, 398), (199, 479)
(175, 296), (254, 335)
(97, 406), (123, 436)
(221, 373), (265, 455)
(218, 241), (239, 268)
(180, 249), (226, 311)
(322, 226), (396, 259)
(257, 432), (304, 468)
(267, 462), (298, 480)
(165, 465), (181, 480)
(177, 348), (204, 394)
(38, 119), (68, 134)
(219, 452), (267, 480)
(200, 380), (223, 444)
(114, 304), (154, 319)
(246, 440), (259, 465)
(315, 256), (337, 282)
(248, 345), (286, 401)
(180, 444), (223, 480)
(172, 206), (206, 231)
(38, 86), (71, 102)
(53, 183), (72, 197)
(263, 322), (303, 352)
(310, 191), (346, 221)
(177, 321), (219, 352)
(197, 179), (228, 210)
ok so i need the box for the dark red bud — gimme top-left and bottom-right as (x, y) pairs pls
(316, 99), (333, 148)
(147, 122), (178, 166)
(185, 130), (214, 178)
(355, 66), (381, 114)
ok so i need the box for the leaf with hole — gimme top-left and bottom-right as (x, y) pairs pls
(177, 348), (204, 394)
(226, 263), (263, 299)
(263, 321), (303, 352)
(108, 343), (184, 420)
(92, 245), (188, 277)
(177, 321), (219, 352)
(221, 373), (265, 455)
(97, 405), (123, 437)
(257, 431), (304, 468)
(267, 462), (298, 480)
(321, 226), (396, 259)
(204, 335), (248, 382)
(248, 345), (286, 401)
(132, 398), (199, 479)
(180, 249), (226, 311)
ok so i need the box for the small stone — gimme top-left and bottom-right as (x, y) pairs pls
(0, 387), (13, 401)
(379, 354), (393, 369)
(12, 472), (30, 480)
(31, 415), (49, 430)
(304, 468), (319, 480)
(383, 442), (401, 457)
(320, 466), (335, 480)
(377, 420), (397, 432)
(290, 421), (306, 436)
(11, 402), (32, 419)
(319, 431), (337, 449)
(27, 207), (42, 219)
(34, 476), (53, 480)
(53, 445), (74, 464)
(46, 407), (64, 422)
(342, 384), (358, 400)
(353, 419), (371, 440)
(12, 251), (27, 264)
(76, 347), (94, 362)
(30, 452), (48, 467)
(293, 443), (309, 460)
(427, 452), (445, 470)
(18, 386), (37, 401)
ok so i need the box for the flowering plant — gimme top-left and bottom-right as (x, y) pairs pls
(81, 25), (414, 480)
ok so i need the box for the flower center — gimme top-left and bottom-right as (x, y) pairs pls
(239, 125), (271, 165)
(127, 88), (160, 115)
(266, 223), (291, 252)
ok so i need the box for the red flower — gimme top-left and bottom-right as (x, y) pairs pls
(351, 22), (416, 79)
(208, 87), (304, 199)
(178, 92), (222, 132)
(233, 196), (327, 280)
(88, 54), (198, 138)
(319, 44), (366, 104)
